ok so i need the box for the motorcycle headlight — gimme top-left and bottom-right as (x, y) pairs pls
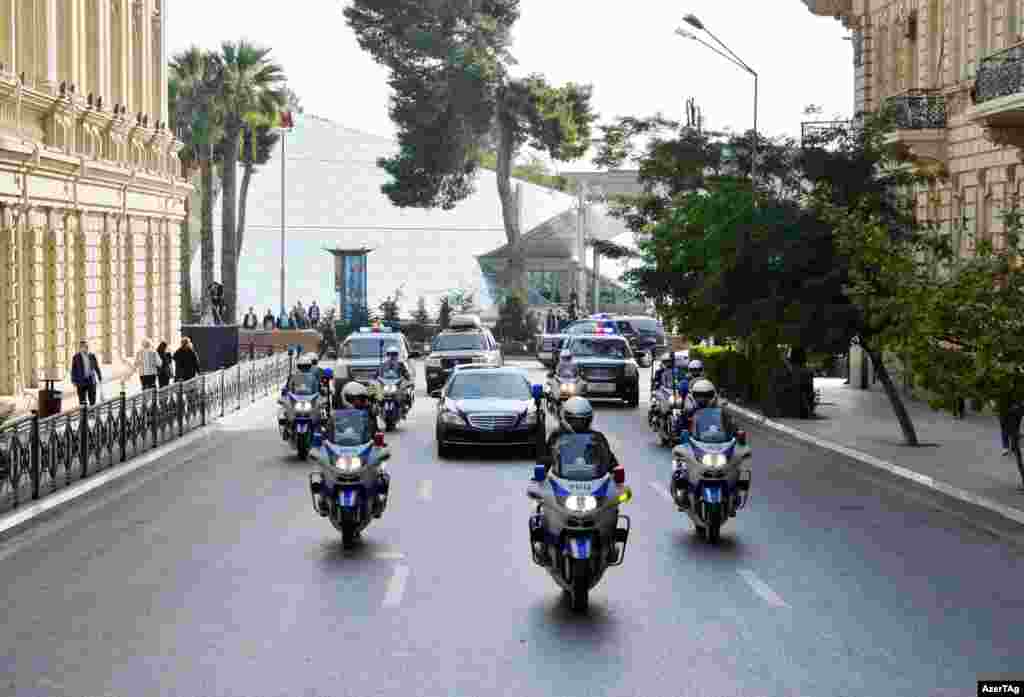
(384, 385), (396, 394)
(426, 357), (441, 367)
(295, 400), (312, 413)
(441, 411), (463, 425)
(564, 495), (598, 512)
(700, 453), (727, 468)
(333, 455), (363, 473)
(560, 383), (575, 395)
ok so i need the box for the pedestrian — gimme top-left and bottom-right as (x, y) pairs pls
(173, 337), (200, 382)
(309, 300), (321, 327)
(242, 307), (259, 329)
(71, 339), (103, 406)
(262, 308), (275, 331)
(134, 338), (159, 390)
(156, 341), (173, 388)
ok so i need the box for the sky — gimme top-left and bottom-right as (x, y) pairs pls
(167, 0), (854, 163)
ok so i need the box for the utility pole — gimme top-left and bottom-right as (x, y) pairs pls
(576, 181), (587, 315)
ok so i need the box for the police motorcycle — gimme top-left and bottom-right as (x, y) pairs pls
(669, 406), (752, 544)
(527, 387), (632, 612)
(649, 355), (690, 447)
(278, 372), (323, 460)
(309, 405), (392, 548)
(375, 365), (409, 432)
(545, 350), (584, 417)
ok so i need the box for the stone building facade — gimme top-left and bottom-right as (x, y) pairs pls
(0, 0), (189, 396)
(804, 0), (1024, 391)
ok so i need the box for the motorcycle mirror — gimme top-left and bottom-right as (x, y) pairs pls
(612, 466), (626, 485)
(531, 384), (544, 400)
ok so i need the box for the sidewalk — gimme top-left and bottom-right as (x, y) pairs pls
(725, 378), (1024, 526)
(0, 361), (142, 426)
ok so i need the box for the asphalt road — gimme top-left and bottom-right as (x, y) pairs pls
(0, 361), (1021, 697)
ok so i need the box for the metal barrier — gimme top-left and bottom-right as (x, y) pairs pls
(0, 353), (290, 516)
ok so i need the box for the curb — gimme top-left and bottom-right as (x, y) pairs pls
(0, 394), (275, 536)
(723, 401), (1024, 528)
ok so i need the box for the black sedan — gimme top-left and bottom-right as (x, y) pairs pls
(435, 366), (544, 458)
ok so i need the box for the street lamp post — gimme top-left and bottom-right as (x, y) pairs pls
(677, 14), (759, 185)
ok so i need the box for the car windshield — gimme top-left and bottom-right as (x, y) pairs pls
(433, 333), (487, 351)
(331, 409), (372, 446)
(691, 408), (733, 443)
(288, 373), (319, 395)
(347, 337), (394, 358)
(630, 318), (663, 335)
(553, 433), (614, 481)
(447, 373), (530, 399)
(571, 338), (629, 359)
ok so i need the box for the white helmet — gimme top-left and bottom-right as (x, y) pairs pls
(690, 378), (717, 409)
(688, 359), (704, 379)
(384, 344), (400, 358)
(673, 351), (689, 367)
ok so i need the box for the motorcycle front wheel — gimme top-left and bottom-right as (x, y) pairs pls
(570, 560), (590, 612)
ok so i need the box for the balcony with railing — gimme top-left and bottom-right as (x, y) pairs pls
(967, 43), (1024, 148)
(883, 90), (948, 173)
(800, 120), (856, 150)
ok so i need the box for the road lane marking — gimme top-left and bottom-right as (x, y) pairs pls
(738, 569), (790, 608)
(418, 480), (432, 501)
(371, 551), (406, 560)
(382, 564), (410, 608)
(649, 481), (674, 502)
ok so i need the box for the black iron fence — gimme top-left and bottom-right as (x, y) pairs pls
(975, 43), (1024, 103)
(0, 353), (291, 517)
(885, 91), (947, 129)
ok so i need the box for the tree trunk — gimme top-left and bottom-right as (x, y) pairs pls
(494, 112), (525, 298)
(200, 155), (215, 319)
(863, 340), (920, 446)
(221, 124), (240, 324)
(237, 163), (253, 258)
(180, 199), (192, 324)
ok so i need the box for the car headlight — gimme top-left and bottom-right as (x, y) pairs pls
(564, 495), (598, 512)
(701, 453), (727, 468)
(441, 411), (463, 425)
(426, 357), (441, 367)
(332, 455), (363, 473)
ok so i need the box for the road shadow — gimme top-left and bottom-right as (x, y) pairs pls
(312, 534), (397, 569)
(438, 446), (538, 468)
(669, 527), (753, 567)
(524, 593), (621, 646)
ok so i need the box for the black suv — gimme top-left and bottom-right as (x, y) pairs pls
(555, 334), (640, 407)
(425, 316), (503, 394)
(613, 316), (667, 367)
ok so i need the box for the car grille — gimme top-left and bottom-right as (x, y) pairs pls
(441, 357), (474, 370)
(584, 368), (618, 381)
(350, 368), (378, 382)
(466, 413), (519, 430)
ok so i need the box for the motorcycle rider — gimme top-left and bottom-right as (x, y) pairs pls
(539, 396), (621, 564)
(687, 358), (705, 381)
(283, 352), (316, 395)
(674, 378), (737, 510)
(378, 344), (413, 411)
(318, 381), (389, 516)
(651, 352), (673, 392)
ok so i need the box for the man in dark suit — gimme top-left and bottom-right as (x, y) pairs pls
(71, 340), (103, 406)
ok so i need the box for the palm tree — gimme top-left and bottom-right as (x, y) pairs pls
(215, 39), (286, 324)
(237, 123), (280, 259)
(169, 46), (224, 321)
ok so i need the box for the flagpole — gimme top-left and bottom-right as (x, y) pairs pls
(279, 128), (286, 319)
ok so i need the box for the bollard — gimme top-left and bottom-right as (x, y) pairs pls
(178, 381), (185, 437)
(30, 410), (40, 500)
(119, 390), (127, 462)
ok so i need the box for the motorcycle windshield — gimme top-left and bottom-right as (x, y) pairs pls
(330, 409), (372, 446)
(287, 373), (319, 395)
(553, 433), (614, 481)
(691, 408), (732, 444)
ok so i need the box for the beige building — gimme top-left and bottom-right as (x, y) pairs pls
(0, 0), (190, 397)
(803, 0), (1024, 390)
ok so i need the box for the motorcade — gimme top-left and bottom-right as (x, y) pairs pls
(527, 384), (632, 612)
(546, 334), (640, 408)
(434, 365), (543, 458)
(669, 407), (752, 543)
(425, 314), (503, 394)
(309, 408), (391, 548)
(333, 324), (419, 390)
(278, 372), (323, 460)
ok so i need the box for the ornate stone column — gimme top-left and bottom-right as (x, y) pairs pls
(43, 207), (58, 375)
(0, 204), (14, 395)
(123, 214), (134, 354)
(131, 0), (142, 118)
(100, 212), (112, 362)
(4, 0), (17, 74)
(44, 0), (55, 91)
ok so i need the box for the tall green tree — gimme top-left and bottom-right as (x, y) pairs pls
(344, 0), (597, 293)
(170, 46), (223, 320)
(215, 39), (287, 324)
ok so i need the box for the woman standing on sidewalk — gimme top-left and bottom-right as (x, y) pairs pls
(173, 337), (200, 382)
(156, 341), (173, 388)
(134, 339), (160, 390)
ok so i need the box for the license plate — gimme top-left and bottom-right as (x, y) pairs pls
(538, 352), (552, 361)
(587, 383), (616, 393)
(296, 423), (308, 433)
(339, 490), (359, 507)
(702, 486), (722, 503)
